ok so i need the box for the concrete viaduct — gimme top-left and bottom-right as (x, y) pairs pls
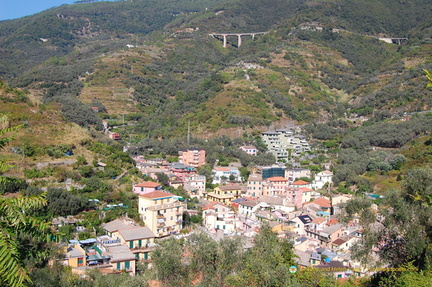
(378, 37), (408, 45)
(209, 32), (267, 48)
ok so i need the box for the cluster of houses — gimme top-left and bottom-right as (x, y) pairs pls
(261, 128), (311, 161)
(61, 217), (157, 275)
(57, 128), (368, 278)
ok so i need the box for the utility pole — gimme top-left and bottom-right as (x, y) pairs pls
(187, 121), (190, 146)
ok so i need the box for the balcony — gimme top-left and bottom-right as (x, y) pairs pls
(147, 202), (185, 211)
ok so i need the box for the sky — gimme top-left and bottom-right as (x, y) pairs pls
(0, 1), (78, 21)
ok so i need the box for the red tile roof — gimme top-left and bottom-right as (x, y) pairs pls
(300, 187), (313, 192)
(135, 181), (161, 188)
(326, 218), (339, 226)
(332, 238), (346, 246)
(214, 167), (230, 171)
(292, 180), (309, 186)
(267, 176), (288, 182)
(312, 197), (331, 208)
(202, 202), (227, 210)
(312, 217), (326, 224)
(140, 191), (173, 199)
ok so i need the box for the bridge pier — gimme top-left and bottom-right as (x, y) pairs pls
(209, 31), (267, 48)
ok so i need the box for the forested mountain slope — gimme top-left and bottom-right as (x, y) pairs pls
(0, 0), (431, 139)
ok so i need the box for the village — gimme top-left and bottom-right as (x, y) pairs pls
(58, 128), (371, 279)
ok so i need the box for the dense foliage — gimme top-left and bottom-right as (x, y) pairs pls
(342, 167), (432, 285)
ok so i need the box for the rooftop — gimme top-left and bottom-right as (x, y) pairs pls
(119, 226), (155, 241)
(107, 245), (136, 263)
(102, 219), (136, 233)
(140, 191), (173, 199)
(292, 180), (310, 186)
(312, 198), (331, 208)
(267, 176), (288, 182)
(218, 184), (243, 191)
(134, 181), (161, 188)
(239, 200), (259, 207)
(213, 167), (231, 172)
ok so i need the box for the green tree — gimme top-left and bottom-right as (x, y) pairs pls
(231, 223), (297, 286)
(1, 114), (50, 286)
(344, 167), (432, 279)
(151, 239), (189, 286)
(0, 114), (22, 173)
(0, 193), (48, 287)
(156, 172), (169, 186)
(186, 232), (245, 286)
(423, 69), (432, 89)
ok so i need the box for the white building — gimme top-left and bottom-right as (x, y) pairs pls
(212, 167), (241, 184)
(311, 170), (333, 190)
(183, 174), (206, 198)
(285, 168), (312, 183)
(261, 128), (311, 162)
(238, 200), (260, 220)
(239, 145), (258, 156)
(202, 202), (237, 233)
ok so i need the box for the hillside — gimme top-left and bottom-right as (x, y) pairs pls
(1, 2), (432, 285)
(0, 0), (431, 140)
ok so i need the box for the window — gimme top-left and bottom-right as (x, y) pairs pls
(78, 258), (83, 266)
(129, 241), (134, 248)
(125, 261), (130, 270)
(139, 240), (142, 247)
(116, 262), (121, 270)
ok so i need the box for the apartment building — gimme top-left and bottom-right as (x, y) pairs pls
(261, 128), (311, 161)
(178, 148), (206, 167)
(138, 191), (184, 237)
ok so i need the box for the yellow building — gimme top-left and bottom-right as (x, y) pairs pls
(207, 185), (243, 204)
(101, 218), (157, 261)
(65, 244), (86, 267)
(107, 245), (136, 274)
(138, 191), (184, 237)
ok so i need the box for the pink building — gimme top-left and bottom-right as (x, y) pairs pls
(262, 176), (289, 196)
(290, 180), (312, 189)
(109, 132), (121, 140)
(239, 145), (258, 156)
(178, 148), (206, 167)
(285, 187), (303, 209)
(169, 163), (196, 181)
(133, 181), (162, 195)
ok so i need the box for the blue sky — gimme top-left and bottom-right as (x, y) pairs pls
(0, 1), (77, 21)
